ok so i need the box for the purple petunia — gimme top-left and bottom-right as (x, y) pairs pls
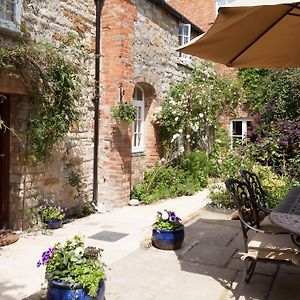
(37, 247), (57, 267)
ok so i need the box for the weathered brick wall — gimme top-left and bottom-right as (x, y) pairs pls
(98, 0), (136, 208)
(167, 0), (216, 32)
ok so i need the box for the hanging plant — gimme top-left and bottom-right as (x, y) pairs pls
(0, 42), (80, 164)
(111, 101), (136, 124)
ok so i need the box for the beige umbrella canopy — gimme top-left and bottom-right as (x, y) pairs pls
(178, 0), (300, 68)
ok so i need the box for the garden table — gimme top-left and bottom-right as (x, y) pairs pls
(270, 186), (300, 236)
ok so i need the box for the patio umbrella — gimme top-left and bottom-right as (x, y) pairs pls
(178, 0), (300, 68)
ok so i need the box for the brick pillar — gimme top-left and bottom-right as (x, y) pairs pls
(98, 0), (136, 208)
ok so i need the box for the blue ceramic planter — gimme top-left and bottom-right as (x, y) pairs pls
(47, 219), (63, 230)
(47, 279), (105, 300)
(152, 225), (185, 250)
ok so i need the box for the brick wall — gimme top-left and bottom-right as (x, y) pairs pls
(167, 0), (216, 31)
(98, 0), (136, 208)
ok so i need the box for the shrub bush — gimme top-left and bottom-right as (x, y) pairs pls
(131, 150), (208, 204)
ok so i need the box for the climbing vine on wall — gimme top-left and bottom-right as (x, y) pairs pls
(0, 42), (80, 164)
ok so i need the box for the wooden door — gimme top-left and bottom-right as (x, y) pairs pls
(0, 95), (10, 229)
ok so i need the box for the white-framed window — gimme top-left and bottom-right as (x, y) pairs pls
(179, 23), (191, 60)
(216, 0), (235, 13)
(230, 119), (252, 148)
(0, 0), (21, 33)
(132, 85), (144, 153)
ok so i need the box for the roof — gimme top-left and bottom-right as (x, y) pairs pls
(147, 0), (204, 34)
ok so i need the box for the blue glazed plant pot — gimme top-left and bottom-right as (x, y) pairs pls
(47, 219), (63, 230)
(47, 279), (105, 300)
(152, 225), (185, 250)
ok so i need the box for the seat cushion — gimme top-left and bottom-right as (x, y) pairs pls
(248, 232), (299, 264)
(260, 215), (289, 234)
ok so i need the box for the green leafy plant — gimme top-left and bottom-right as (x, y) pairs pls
(111, 101), (136, 124)
(38, 203), (65, 221)
(131, 150), (208, 204)
(37, 235), (106, 297)
(153, 210), (183, 230)
(0, 43), (80, 164)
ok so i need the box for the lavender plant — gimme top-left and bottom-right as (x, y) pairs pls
(153, 210), (183, 230)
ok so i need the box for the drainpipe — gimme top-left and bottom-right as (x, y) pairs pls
(92, 0), (103, 205)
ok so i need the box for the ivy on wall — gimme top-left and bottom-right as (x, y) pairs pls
(0, 42), (80, 164)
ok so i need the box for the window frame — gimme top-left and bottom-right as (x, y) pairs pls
(230, 119), (251, 148)
(178, 23), (191, 60)
(0, 0), (21, 33)
(132, 85), (145, 154)
(216, 0), (235, 14)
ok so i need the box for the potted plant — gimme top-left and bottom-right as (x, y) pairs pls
(111, 101), (136, 124)
(37, 235), (106, 300)
(38, 203), (65, 229)
(152, 210), (185, 250)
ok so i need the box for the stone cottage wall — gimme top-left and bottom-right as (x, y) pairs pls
(1, 0), (96, 229)
(131, 0), (198, 185)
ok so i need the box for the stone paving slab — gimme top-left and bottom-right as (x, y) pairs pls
(1, 191), (300, 300)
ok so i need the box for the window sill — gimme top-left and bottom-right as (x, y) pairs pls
(132, 152), (145, 157)
(0, 20), (21, 36)
(177, 59), (194, 70)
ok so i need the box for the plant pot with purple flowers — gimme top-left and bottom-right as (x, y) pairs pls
(38, 201), (65, 229)
(152, 210), (185, 250)
(37, 235), (106, 300)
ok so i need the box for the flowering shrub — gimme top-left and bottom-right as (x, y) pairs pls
(154, 62), (244, 155)
(153, 210), (183, 230)
(37, 235), (106, 297)
(38, 203), (65, 222)
(111, 101), (136, 124)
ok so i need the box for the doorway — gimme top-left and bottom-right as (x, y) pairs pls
(0, 94), (10, 229)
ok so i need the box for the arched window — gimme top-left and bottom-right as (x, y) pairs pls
(132, 85), (144, 153)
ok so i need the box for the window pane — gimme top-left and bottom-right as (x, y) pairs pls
(137, 107), (141, 119)
(136, 87), (143, 101)
(232, 121), (242, 135)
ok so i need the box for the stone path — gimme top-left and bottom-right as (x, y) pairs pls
(1, 189), (300, 300)
(106, 209), (300, 300)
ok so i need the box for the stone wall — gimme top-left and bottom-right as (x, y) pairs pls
(1, 0), (203, 229)
(0, 0), (96, 229)
(131, 0), (198, 184)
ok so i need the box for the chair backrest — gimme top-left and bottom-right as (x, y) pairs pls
(239, 169), (269, 211)
(225, 178), (260, 231)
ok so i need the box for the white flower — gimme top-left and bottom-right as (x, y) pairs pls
(171, 133), (180, 142)
(161, 210), (169, 220)
(74, 247), (84, 257)
(178, 128), (183, 133)
(174, 117), (179, 122)
(199, 113), (204, 118)
(179, 146), (184, 153)
(186, 134), (190, 139)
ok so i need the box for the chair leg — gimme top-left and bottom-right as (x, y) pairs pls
(291, 235), (300, 247)
(244, 256), (257, 283)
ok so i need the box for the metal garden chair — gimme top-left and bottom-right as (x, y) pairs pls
(239, 169), (274, 214)
(225, 178), (300, 283)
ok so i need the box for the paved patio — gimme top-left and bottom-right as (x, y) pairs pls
(0, 189), (299, 300)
